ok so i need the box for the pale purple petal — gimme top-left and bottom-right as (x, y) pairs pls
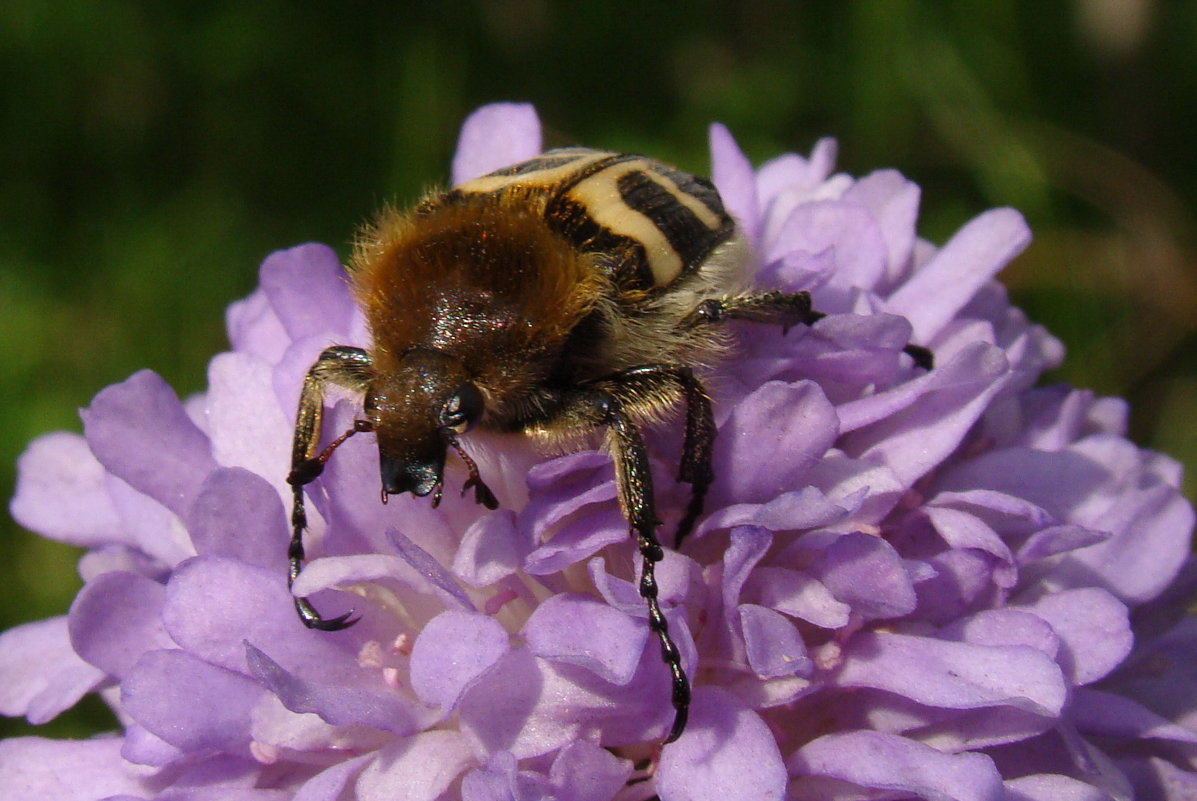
(204, 352), (291, 490)
(458, 646), (578, 758)
(245, 643), (428, 735)
(0, 736), (152, 801)
(721, 525), (772, 616)
(186, 467), (287, 569)
(226, 287), (288, 364)
(815, 532), (917, 620)
(122, 649), (265, 753)
(519, 451), (617, 536)
(82, 370), (217, 517)
(842, 169), (921, 286)
(656, 688), (786, 801)
(696, 486), (851, 540)
(789, 730), (1005, 801)
(712, 380), (837, 505)
(388, 528), (476, 611)
(1050, 480), (1194, 605)
(291, 754), (373, 801)
(459, 752), (521, 801)
(547, 741), (632, 801)
(259, 244), (355, 342)
(410, 611), (509, 713)
(1003, 774), (1113, 801)
(1016, 589), (1131, 686)
(709, 123), (759, 239)
(122, 721), (183, 766)
(0, 617), (105, 723)
(9, 432), (124, 547)
(68, 571), (172, 678)
(523, 593), (648, 685)
(452, 510), (528, 587)
(764, 200), (887, 291)
(834, 632), (1067, 716)
(524, 504), (626, 575)
(1016, 525), (1110, 563)
(1073, 688), (1197, 745)
(751, 567), (852, 628)
(451, 103), (542, 186)
(354, 731), (476, 801)
(844, 342), (1014, 485)
(739, 604), (811, 678)
(887, 207), (1031, 341)
(938, 609), (1060, 657)
(162, 556), (351, 675)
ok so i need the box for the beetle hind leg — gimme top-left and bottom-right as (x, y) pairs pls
(685, 290), (934, 369)
(559, 380), (694, 743)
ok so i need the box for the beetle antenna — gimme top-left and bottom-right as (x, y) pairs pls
(444, 431), (499, 509)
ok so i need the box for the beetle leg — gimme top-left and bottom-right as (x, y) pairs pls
(288, 345), (373, 631)
(684, 291), (934, 370)
(561, 384), (692, 744)
(587, 364), (714, 548)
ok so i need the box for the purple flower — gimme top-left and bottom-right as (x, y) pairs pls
(2, 102), (1195, 801)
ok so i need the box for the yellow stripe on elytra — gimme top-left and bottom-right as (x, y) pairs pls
(457, 150), (615, 195)
(569, 161), (684, 286)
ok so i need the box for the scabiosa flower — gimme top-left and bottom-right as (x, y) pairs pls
(2, 102), (1195, 801)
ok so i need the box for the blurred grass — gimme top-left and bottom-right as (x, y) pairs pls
(2, 0), (1194, 741)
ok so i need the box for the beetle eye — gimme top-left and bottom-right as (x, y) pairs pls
(441, 382), (484, 434)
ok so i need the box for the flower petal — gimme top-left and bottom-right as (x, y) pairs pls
(410, 610), (509, 713)
(68, 571), (172, 678)
(524, 593), (648, 685)
(887, 207), (1031, 341)
(1017, 588), (1131, 686)
(842, 169), (921, 286)
(186, 467), (287, 569)
(451, 103), (542, 186)
(656, 687), (786, 801)
(452, 510), (529, 587)
(835, 631), (1067, 716)
(82, 370), (217, 518)
(709, 123), (759, 240)
(0, 617), (104, 724)
(122, 648), (265, 753)
(291, 754), (373, 801)
(548, 741), (633, 801)
(10, 432), (124, 546)
(712, 380), (837, 505)
(740, 604), (811, 678)
(788, 730), (1005, 801)
(245, 643), (429, 736)
(0, 736), (151, 801)
(354, 730), (476, 801)
(815, 532), (917, 620)
(259, 244), (355, 343)
(1003, 773), (1111, 801)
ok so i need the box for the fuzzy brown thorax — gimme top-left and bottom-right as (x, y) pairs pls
(349, 196), (606, 391)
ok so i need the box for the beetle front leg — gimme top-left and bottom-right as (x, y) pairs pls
(288, 345), (373, 631)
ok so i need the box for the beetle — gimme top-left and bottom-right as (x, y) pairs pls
(286, 147), (932, 742)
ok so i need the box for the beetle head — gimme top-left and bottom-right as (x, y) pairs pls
(364, 347), (485, 501)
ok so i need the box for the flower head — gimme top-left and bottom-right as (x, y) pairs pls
(3, 103), (1195, 801)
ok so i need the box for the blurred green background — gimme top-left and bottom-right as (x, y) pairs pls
(2, 1), (1194, 740)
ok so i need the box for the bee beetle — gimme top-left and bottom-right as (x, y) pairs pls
(286, 148), (932, 743)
